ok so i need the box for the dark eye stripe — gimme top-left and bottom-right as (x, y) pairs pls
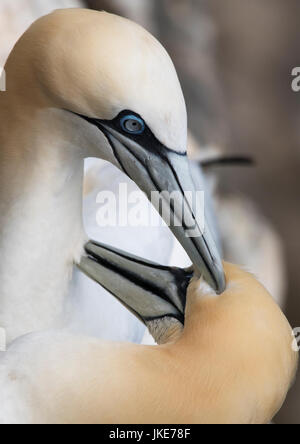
(120, 115), (145, 135)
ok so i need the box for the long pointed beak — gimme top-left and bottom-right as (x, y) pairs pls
(73, 111), (225, 294)
(99, 125), (225, 294)
(78, 240), (192, 325)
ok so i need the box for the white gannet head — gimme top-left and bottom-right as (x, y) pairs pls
(6, 8), (225, 292)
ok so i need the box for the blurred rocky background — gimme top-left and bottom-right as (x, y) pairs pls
(1, 0), (300, 423)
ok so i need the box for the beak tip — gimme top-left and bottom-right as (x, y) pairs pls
(213, 262), (226, 294)
(200, 259), (226, 295)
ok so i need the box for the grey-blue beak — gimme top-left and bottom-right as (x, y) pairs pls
(75, 110), (226, 293)
(78, 240), (193, 325)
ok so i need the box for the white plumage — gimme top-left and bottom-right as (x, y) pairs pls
(68, 158), (177, 343)
(0, 263), (297, 424)
(0, 9), (223, 344)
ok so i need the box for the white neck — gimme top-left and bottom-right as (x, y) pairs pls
(0, 99), (86, 343)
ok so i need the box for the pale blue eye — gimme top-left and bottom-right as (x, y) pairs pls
(120, 115), (145, 135)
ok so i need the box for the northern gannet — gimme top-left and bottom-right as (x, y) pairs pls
(0, 260), (297, 424)
(0, 8), (225, 343)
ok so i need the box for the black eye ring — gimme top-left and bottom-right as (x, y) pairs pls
(120, 115), (145, 135)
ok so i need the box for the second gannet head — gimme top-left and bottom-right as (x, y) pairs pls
(4, 8), (225, 293)
(1, 262), (296, 424)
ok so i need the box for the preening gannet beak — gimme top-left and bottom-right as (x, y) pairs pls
(78, 241), (193, 325)
(76, 111), (225, 294)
